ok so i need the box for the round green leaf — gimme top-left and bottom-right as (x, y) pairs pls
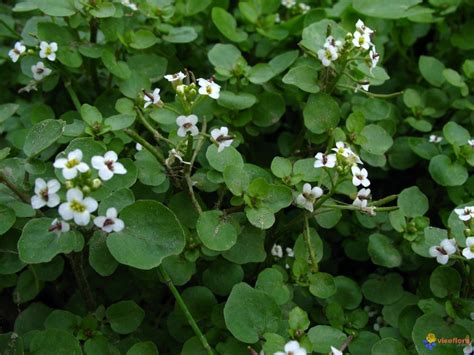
(429, 266), (461, 298)
(419, 56), (446, 87)
(308, 325), (347, 353)
(303, 93), (341, 134)
(309, 272), (337, 299)
(127, 342), (159, 355)
(23, 119), (65, 158)
(206, 145), (244, 173)
(429, 155), (468, 186)
(202, 259), (243, 296)
(106, 300), (145, 334)
(217, 91), (257, 110)
(0, 205), (16, 236)
(0, 233), (25, 275)
(327, 276), (362, 310)
(223, 226), (266, 264)
(196, 210), (239, 251)
(398, 186), (429, 217)
(372, 338), (408, 355)
(30, 329), (81, 354)
(282, 65), (320, 93)
(442, 121), (470, 146)
(255, 268), (290, 305)
(211, 7), (248, 43)
(361, 273), (404, 305)
(360, 124), (393, 155)
(353, 0), (422, 19)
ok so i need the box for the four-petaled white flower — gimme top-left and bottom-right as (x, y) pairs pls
(8, 42), (26, 63)
(49, 218), (70, 234)
(353, 188), (371, 208)
(31, 61), (52, 81)
(176, 114), (199, 137)
(121, 0), (138, 10)
(462, 237), (474, 260)
(428, 238), (457, 265)
(91, 151), (127, 181)
(271, 244), (283, 258)
(144, 88), (161, 109)
(356, 19), (374, 36)
(39, 41), (58, 61)
(31, 178), (61, 209)
(299, 3), (310, 13)
(286, 247), (294, 258)
(351, 166), (370, 187)
(455, 206), (474, 221)
(318, 45), (338, 67)
(94, 207), (125, 233)
(281, 0), (296, 8)
(197, 78), (221, 99)
(53, 149), (90, 180)
(429, 135), (442, 143)
(314, 152), (337, 168)
(58, 188), (98, 226)
(295, 183), (323, 212)
(352, 31), (371, 50)
(330, 346), (343, 355)
(211, 126), (233, 152)
(324, 36), (342, 49)
(369, 48), (379, 71)
(332, 141), (351, 157)
(164, 71), (186, 82)
(468, 139), (474, 147)
(275, 340), (307, 355)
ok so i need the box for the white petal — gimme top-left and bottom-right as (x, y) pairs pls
(466, 237), (474, 247)
(104, 151), (118, 162)
(437, 255), (449, 265)
(112, 218), (125, 232)
(113, 162), (127, 175)
(462, 248), (474, 260)
(53, 158), (68, 169)
(62, 167), (78, 180)
(83, 197), (98, 213)
(68, 149), (83, 162)
(177, 127), (187, 137)
(189, 126), (199, 136)
(50, 42), (58, 51)
(176, 115), (187, 126)
(284, 341), (301, 352)
(331, 346), (343, 355)
(428, 246), (440, 257)
(67, 188), (83, 202)
(91, 156), (106, 170)
(46, 193), (60, 208)
(74, 211), (90, 226)
(188, 115), (198, 125)
(94, 216), (106, 228)
(39, 41), (48, 51)
(34, 178), (47, 194)
(106, 208), (118, 218)
(31, 196), (46, 209)
(211, 128), (220, 140)
(58, 203), (74, 220)
(47, 179), (61, 193)
(99, 167), (114, 181)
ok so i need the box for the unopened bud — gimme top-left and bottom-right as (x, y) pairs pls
(65, 180), (74, 189)
(92, 178), (102, 189)
(82, 186), (91, 194)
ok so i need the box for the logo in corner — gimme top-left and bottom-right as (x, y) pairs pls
(423, 333), (437, 351)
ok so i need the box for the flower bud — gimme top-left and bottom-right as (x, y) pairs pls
(92, 178), (102, 189)
(82, 186), (91, 194)
(65, 180), (74, 189)
(464, 228), (472, 237)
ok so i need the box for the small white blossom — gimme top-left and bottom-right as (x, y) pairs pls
(462, 237), (474, 260)
(299, 3), (310, 13)
(211, 127), (233, 152)
(429, 238), (457, 265)
(121, 0), (138, 10)
(355, 19), (374, 36)
(49, 218), (70, 234)
(275, 340), (307, 355)
(352, 31), (371, 50)
(463, 342), (473, 355)
(58, 188), (98, 226)
(39, 41), (58, 61)
(314, 152), (337, 168)
(330, 346), (343, 355)
(165, 148), (190, 166)
(281, 0), (296, 8)
(31, 61), (51, 81)
(91, 151), (127, 181)
(164, 71), (186, 82)
(94, 207), (125, 233)
(324, 36), (342, 49)
(176, 114), (199, 137)
(318, 45), (338, 67)
(351, 166), (370, 187)
(197, 78), (221, 99)
(286, 247), (294, 257)
(332, 141), (351, 157)
(353, 188), (371, 208)
(8, 42), (26, 63)
(468, 139), (474, 147)
(31, 178), (60, 209)
(295, 183), (323, 212)
(373, 323), (381, 332)
(429, 135), (442, 143)
(144, 88), (161, 109)
(53, 149), (90, 180)
(135, 143), (143, 151)
(455, 206), (474, 221)
(355, 83), (370, 92)
(271, 244), (283, 258)
(369, 47), (379, 72)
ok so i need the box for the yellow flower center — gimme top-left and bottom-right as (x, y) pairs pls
(206, 85), (212, 94)
(70, 199), (86, 213)
(45, 47), (52, 55)
(66, 159), (79, 168)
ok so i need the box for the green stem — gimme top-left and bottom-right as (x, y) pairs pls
(64, 81), (81, 111)
(337, 84), (403, 98)
(124, 128), (165, 164)
(324, 204), (398, 212)
(372, 194), (398, 207)
(304, 214), (318, 273)
(0, 172), (30, 204)
(136, 109), (175, 147)
(158, 266), (214, 354)
(0, 18), (20, 39)
(163, 104), (182, 115)
(67, 253), (96, 312)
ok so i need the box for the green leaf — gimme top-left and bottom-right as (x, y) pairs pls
(308, 325), (347, 353)
(303, 93), (340, 134)
(372, 338), (408, 355)
(202, 259), (243, 296)
(183, 0), (212, 16)
(398, 186), (429, 217)
(197, 210), (239, 251)
(30, 329), (81, 354)
(18, 218), (84, 263)
(245, 206), (275, 229)
(327, 276), (362, 310)
(0, 233), (25, 274)
(104, 114), (135, 131)
(211, 7), (248, 43)
(419, 56), (446, 87)
(288, 307), (310, 332)
(32, 0), (77, 16)
(217, 91), (257, 110)
(429, 155), (468, 186)
(130, 30), (158, 49)
(90, 2), (116, 18)
(0, 205), (16, 236)
(80, 104), (103, 127)
(89, 232), (118, 277)
(300, 20), (346, 54)
(429, 266), (461, 298)
(247, 64), (274, 84)
(206, 145), (244, 173)
(255, 268), (290, 305)
(135, 150), (166, 187)
(361, 273), (404, 305)
(253, 92), (285, 127)
(353, 0), (422, 19)
(442, 121), (470, 146)
(127, 342), (159, 355)
(44, 310), (80, 333)
(208, 44), (243, 74)
(106, 201), (186, 270)
(23, 119), (64, 158)
(0, 103), (19, 123)
(223, 165), (250, 196)
(282, 65), (320, 93)
(223, 226), (266, 264)
(224, 283), (281, 343)
(270, 157), (292, 178)
(163, 27), (198, 43)
(360, 124), (393, 155)
(368, 233), (402, 268)
(106, 300), (145, 334)
(308, 272), (337, 299)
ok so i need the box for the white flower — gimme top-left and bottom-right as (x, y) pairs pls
(94, 207), (125, 233)
(271, 244), (283, 258)
(281, 0), (296, 8)
(176, 114), (199, 137)
(355, 19), (374, 36)
(8, 42), (26, 63)
(49, 218), (70, 234)
(58, 188), (98, 226)
(53, 149), (90, 180)
(324, 36), (342, 49)
(353, 188), (371, 208)
(135, 143), (143, 151)
(144, 88), (161, 109)
(318, 45), (338, 67)
(31, 178), (60, 209)
(332, 141), (350, 157)
(330, 346), (343, 355)
(468, 139), (474, 147)
(455, 206), (474, 221)
(91, 151), (127, 181)
(429, 135), (442, 143)
(275, 340), (307, 355)
(197, 78), (221, 99)
(462, 237), (474, 260)
(39, 41), (58, 61)
(164, 71), (186, 82)
(211, 127), (233, 152)
(295, 183), (323, 212)
(121, 0), (138, 10)
(428, 238), (457, 265)
(299, 3), (310, 13)
(31, 61), (52, 81)
(352, 31), (371, 50)
(314, 152), (337, 168)
(351, 166), (370, 187)
(463, 342), (473, 355)
(286, 247), (294, 258)
(165, 148), (190, 166)
(369, 48), (379, 71)
(355, 83), (370, 92)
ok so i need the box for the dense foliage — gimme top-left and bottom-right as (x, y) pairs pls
(0, 0), (473, 354)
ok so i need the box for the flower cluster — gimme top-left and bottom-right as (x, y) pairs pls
(30, 149), (126, 233)
(271, 244), (294, 259)
(295, 183), (323, 212)
(429, 134), (443, 143)
(429, 233), (474, 265)
(280, 0), (311, 14)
